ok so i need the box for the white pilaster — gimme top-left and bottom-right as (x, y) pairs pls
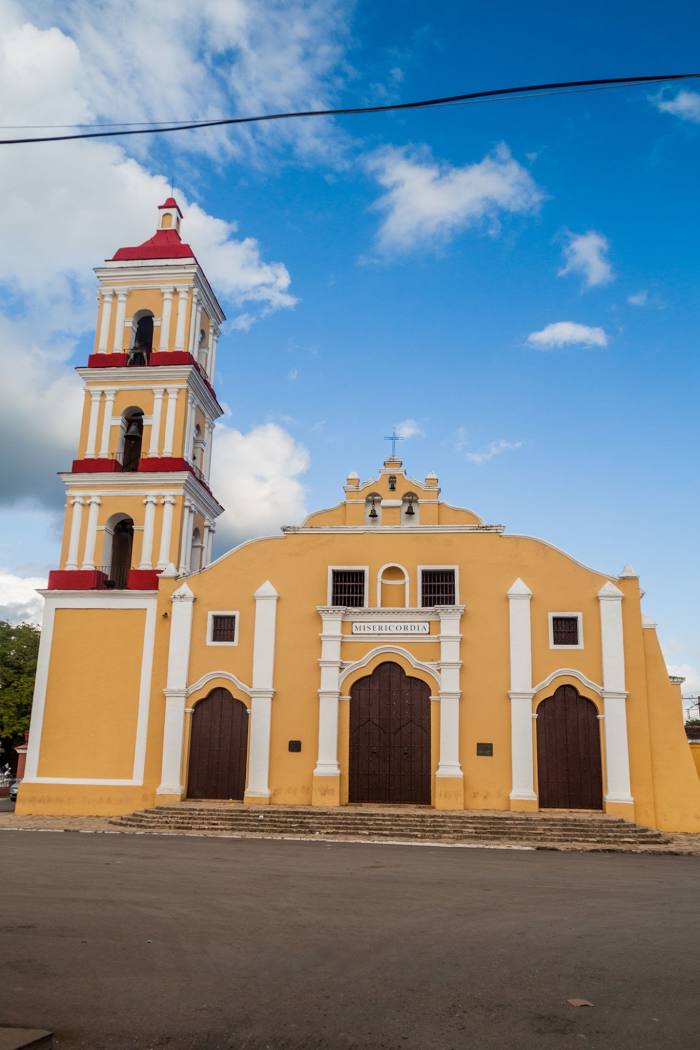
(599, 582), (633, 803)
(436, 606), (464, 778)
(162, 387), (179, 456)
(65, 497), (85, 570)
(209, 328), (219, 382)
(159, 288), (174, 351)
(202, 519), (214, 567)
(157, 583), (195, 796)
(203, 420), (214, 480)
(157, 497), (176, 569)
(174, 288), (188, 350)
(187, 289), (199, 354)
(80, 497), (101, 570)
(97, 291), (112, 352)
(85, 391), (101, 458)
(112, 291), (127, 353)
(507, 578), (536, 801)
(178, 499), (194, 573)
(314, 610), (343, 777)
(139, 496), (157, 569)
(184, 395), (196, 461)
(148, 387), (165, 456)
(98, 388), (116, 457)
(245, 581), (279, 801)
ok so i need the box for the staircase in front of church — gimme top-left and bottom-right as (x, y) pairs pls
(111, 803), (671, 849)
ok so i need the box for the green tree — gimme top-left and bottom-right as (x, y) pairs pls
(0, 621), (40, 744)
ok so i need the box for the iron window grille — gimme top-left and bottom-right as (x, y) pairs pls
(211, 614), (237, 643)
(331, 570), (366, 607)
(551, 616), (579, 646)
(421, 569), (456, 607)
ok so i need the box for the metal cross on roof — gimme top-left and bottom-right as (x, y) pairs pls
(384, 430), (403, 458)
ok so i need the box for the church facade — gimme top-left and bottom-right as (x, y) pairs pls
(17, 202), (700, 832)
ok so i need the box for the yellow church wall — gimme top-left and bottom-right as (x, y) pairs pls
(642, 627), (700, 831)
(690, 743), (700, 777)
(37, 609), (145, 779)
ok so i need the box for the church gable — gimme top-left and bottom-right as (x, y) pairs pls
(299, 456), (486, 529)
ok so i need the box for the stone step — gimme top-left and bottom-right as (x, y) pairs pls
(112, 817), (666, 844)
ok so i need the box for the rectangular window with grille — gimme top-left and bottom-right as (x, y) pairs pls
(421, 569), (456, 607)
(551, 615), (580, 647)
(331, 569), (366, 607)
(210, 613), (237, 644)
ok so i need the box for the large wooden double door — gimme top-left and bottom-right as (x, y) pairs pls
(349, 662), (431, 805)
(536, 685), (603, 810)
(187, 688), (248, 800)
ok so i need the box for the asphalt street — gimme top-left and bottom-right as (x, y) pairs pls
(0, 832), (697, 1049)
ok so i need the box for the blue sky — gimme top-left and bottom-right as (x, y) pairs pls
(0, 0), (698, 701)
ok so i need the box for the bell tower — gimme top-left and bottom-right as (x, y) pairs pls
(48, 198), (225, 591)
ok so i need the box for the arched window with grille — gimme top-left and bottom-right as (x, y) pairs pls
(103, 513), (134, 589)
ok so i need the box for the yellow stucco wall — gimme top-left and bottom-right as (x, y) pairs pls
(37, 609), (145, 779)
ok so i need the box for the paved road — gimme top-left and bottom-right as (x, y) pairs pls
(0, 833), (697, 1049)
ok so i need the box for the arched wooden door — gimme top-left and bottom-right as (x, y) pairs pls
(536, 685), (603, 810)
(187, 689), (248, 800)
(349, 662), (431, 805)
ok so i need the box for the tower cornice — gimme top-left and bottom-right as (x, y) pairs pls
(76, 365), (223, 420)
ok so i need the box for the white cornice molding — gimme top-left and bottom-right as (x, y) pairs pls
(60, 471), (223, 517)
(338, 645), (441, 688)
(94, 261), (225, 322)
(77, 365), (223, 418)
(532, 667), (605, 697)
(283, 524), (504, 535)
(186, 670), (253, 697)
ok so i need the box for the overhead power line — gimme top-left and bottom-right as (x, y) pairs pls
(1, 73), (697, 146)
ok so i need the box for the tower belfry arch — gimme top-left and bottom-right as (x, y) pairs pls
(48, 197), (225, 591)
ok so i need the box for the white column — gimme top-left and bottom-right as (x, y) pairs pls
(209, 328), (219, 382)
(84, 390), (102, 458)
(97, 291), (113, 352)
(157, 582), (195, 796)
(148, 388), (165, 456)
(436, 606), (464, 779)
(314, 610), (343, 778)
(507, 578), (536, 801)
(202, 520), (214, 567)
(98, 388), (116, 457)
(159, 288), (174, 351)
(245, 581), (279, 801)
(178, 500), (194, 573)
(157, 497), (176, 569)
(80, 497), (101, 570)
(203, 420), (214, 481)
(174, 288), (188, 350)
(65, 497), (85, 570)
(187, 289), (200, 354)
(184, 395), (196, 461)
(162, 387), (179, 456)
(599, 582), (633, 803)
(139, 496), (157, 569)
(112, 291), (127, 353)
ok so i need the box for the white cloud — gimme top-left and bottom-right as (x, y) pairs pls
(394, 418), (424, 439)
(21, 0), (351, 165)
(558, 231), (614, 288)
(288, 368), (300, 382)
(0, 570), (46, 625)
(655, 90), (700, 124)
(211, 423), (309, 546)
(527, 321), (608, 350)
(462, 438), (523, 465)
(628, 290), (648, 306)
(367, 143), (542, 252)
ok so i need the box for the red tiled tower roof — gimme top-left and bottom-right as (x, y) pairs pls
(110, 197), (193, 261)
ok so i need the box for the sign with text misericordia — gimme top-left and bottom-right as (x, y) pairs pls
(351, 621), (431, 636)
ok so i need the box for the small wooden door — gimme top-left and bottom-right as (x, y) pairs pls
(187, 689), (248, 800)
(536, 685), (603, 810)
(349, 662), (431, 805)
